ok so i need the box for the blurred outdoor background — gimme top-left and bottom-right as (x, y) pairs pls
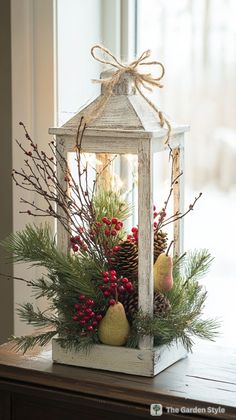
(137, 0), (236, 346)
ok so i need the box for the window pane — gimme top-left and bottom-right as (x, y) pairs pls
(138, 0), (236, 347)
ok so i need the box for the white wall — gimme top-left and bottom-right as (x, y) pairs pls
(11, 0), (55, 335)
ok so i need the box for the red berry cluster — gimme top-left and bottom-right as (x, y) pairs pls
(100, 270), (133, 304)
(70, 235), (88, 253)
(101, 217), (123, 238)
(72, 294), (103, 336)
(127, 226), (138, 243)
(153, 205), (167, 230)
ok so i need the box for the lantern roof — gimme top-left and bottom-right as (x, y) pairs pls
(49, 70), (189, 138)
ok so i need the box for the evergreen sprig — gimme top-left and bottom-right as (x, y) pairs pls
(93, 190), (132, 222)
(127, 250), (219, 352)
(1, 224), (100, 299)
(9, 331), (57, 354)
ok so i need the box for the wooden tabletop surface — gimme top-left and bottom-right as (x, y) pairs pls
(0, 342), (235, 419)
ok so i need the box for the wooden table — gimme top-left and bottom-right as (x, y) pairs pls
(0, 343), (235, 419)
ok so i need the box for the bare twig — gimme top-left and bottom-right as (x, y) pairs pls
(162, 193), (202, 228)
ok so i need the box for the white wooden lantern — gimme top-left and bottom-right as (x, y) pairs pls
(49, 70), (189, 377)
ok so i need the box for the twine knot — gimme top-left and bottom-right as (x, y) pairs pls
(76, 45), (171, 146)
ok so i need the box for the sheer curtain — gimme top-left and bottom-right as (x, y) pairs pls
(138, 0), (236, 347)
(138, 0), (236, 190)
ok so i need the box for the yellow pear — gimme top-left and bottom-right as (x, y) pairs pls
(154, 252), (173, 292)
(98, 302), (130, 346)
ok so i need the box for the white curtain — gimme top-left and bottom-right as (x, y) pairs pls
(138, 0), (236, 190)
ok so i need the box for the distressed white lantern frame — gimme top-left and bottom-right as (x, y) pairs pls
(49, 72), (189, 376)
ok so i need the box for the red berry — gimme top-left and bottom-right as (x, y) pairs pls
(85, 308), (92, 314)
(110, 282), (117, 288)
(74, 303), (80, 310)
(70, 237), (76, 243)
(86, 299), (94, 306)
(96, 314), (103, 321)
(79, 320), (86, 325)
(118, 221), (123, 228)
(118, 285), (125, 294)
(105, 229), (111, 236)
(125, 282), (133, 290)
(111, 217), (118, 225)
(72, 245), (79, 252)
(87, 325), (93, 332)
(102, 271), (109, 277)
(104, 290), (111, 297)
(131, 226), (138, 233)
(153, 205), (156, 211)
(92, 321), (98, 327)
(102, 217), (111, 225)
(109, 299), (116, 305)
(103, 277), (109, 284)
(122, 277), (129, 284)
(154, 222), (158, 228)
(100, 285), (106, 291)
(153, 212), (158, 218)
(115, 224), (121, 231)
(78, 311), (84, 317)
(112, 245), (120, 252)
(90, 311), (95, 318)
(84, 316), (90, 322)
(72, 315), (78, 321)
(110, 270), (116, 276)
(111, 229), (117, 236)
(79, 294), (86, 301)
(110, 275), (117, 281)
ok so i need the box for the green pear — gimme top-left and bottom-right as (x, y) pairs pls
(154, 252), (173, 292)
(98, 302), (130, 346)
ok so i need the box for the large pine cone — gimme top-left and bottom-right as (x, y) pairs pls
(111, 230), (168, 280)
(121, 290), (171, 321)
(111, 240), (138, 280)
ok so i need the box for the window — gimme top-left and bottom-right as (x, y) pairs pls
(137, 0), (236, 347)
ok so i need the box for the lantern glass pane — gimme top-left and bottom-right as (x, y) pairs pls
(67, 151), (138, 233)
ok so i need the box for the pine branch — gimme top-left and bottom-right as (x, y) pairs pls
(9, 330), (57, 354)
(1, 224), (100, 298)
(183, 249), (214, 284)
(17, 303), (59, 328)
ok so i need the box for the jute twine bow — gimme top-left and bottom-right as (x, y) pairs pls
(76, 45), (171, 146)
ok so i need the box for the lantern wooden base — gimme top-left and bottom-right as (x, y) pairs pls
(52, 339), (187, 377)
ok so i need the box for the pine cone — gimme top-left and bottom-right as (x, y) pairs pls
(111, 230), (168, 279)
(121, 290), (171, 320)
(154, 230), (168, 262)
(111, 240), (138, 280)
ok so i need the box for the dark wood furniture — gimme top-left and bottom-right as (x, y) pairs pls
(0, 343), (235, 419)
